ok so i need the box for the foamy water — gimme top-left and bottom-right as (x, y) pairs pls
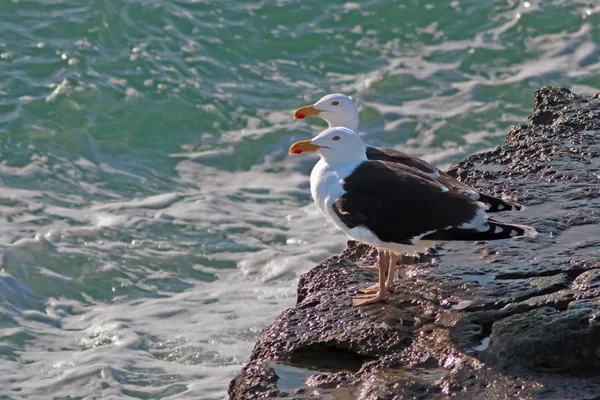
(0, 1), (598, 399)
(0, 159), (347, 399)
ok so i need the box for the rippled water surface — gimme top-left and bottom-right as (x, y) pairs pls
(0, 0), (598, 398)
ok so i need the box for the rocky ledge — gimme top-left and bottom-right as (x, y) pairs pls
(229, 87), (600, 400)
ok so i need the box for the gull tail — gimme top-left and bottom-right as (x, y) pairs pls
(422, 219), (537, 241)
(477, 193), (522, 213)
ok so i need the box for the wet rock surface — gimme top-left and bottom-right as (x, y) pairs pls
(229, 87), (600, 400)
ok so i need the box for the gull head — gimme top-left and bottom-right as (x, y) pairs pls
(288, 127), (367, 165)
(293, 93), (359, 132)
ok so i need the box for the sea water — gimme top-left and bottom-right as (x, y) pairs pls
(0, 1), (598, 398)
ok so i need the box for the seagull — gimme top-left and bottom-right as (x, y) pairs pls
(289, 127), (536, 306)
(293, 93), (522, 282)
(293, 93), (521, 211)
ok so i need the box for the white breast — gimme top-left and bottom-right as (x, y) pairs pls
(309, 159), (362, 234)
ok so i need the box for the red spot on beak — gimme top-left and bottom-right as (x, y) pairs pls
(295, 113), (305, 119)
(292, 149), (303, 154)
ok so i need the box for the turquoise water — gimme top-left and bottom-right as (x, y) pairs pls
(0, 1), (598, 398)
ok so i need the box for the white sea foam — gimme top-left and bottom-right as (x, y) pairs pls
(0, 153), (346, 399)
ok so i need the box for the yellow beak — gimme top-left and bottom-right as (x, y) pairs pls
(293, 105), (323, 120)
(289, 139), (324, 155)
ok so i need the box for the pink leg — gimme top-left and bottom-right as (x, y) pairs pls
(385, 252), (397, 290)
(360, 250), (398, 293)
(352, 249), (387, 306)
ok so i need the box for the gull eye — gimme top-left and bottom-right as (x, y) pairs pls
(332, 135), (340, 141)
(331, 101), (339, 106)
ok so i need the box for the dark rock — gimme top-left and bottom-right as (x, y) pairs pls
(229, 87), (600, 400)
(229, 361), (281, 399)
(486, 306), (600, 372)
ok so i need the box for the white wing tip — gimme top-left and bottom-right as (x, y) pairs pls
(513, 223), (537, 238)
(523, 225), (538, 238)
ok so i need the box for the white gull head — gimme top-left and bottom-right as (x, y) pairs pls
(289, 127), (367, 165)
(293, 93), (359, 132)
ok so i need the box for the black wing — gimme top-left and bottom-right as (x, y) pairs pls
(332, 161), (483, 244)
(366, 146), (441, 176)
(365, 146), (521, 212)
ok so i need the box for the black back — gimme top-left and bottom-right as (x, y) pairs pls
(333, 161), (481, 244)
(365, 146), (521, 212)
(366, 146), (441, 176)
